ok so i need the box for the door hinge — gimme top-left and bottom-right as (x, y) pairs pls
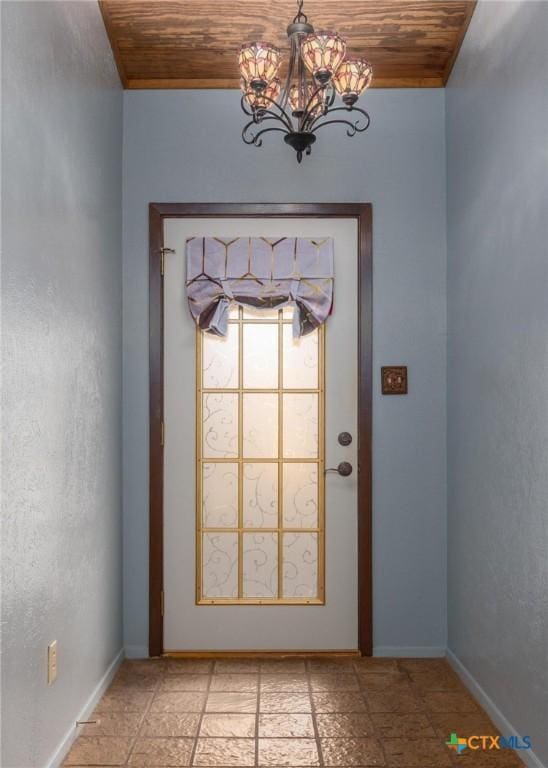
(160, 247), (175, 276)
(160, 590), (164, 617)
(160, 420), (165, 447)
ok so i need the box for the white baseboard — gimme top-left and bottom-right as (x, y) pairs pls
(125, 644), (150, 659)
(447, 649), (546, 768)
(373, 645), (446, 658)
(46, 647), (125, 768)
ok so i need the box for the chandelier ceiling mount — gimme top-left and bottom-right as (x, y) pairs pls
(239, 0), (372, 163)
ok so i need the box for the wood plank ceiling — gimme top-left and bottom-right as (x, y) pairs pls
(99, 0), (476, 89)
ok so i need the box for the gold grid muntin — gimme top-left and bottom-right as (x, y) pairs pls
(196, 305), (325, 605)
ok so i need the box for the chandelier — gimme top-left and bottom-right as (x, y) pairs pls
(239, 0), (372, 163)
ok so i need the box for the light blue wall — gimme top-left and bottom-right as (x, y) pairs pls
(1, 3), (123, 766)
(446, 1), (548, 763)
(122, 87), (448, 656)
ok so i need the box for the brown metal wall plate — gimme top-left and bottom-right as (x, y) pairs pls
(381, 366), (408, 395)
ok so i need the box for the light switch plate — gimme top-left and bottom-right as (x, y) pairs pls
(48, 640), (58, 684)
(381, 366), (408, 395)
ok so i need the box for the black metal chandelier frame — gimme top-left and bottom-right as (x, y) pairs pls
(240, 1), (371, 163)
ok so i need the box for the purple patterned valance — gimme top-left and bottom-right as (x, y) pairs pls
(186, 237), (334, 337)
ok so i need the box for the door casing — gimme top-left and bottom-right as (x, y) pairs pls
(149, 203), (372, 656)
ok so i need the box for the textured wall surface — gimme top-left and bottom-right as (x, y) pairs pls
(1, 3), (123, 766)
(446, 1), (548, 762)
(122, 88), (448, 656)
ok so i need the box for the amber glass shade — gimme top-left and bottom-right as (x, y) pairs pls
(241, 77), (281, 110)
(239, 42), (281, 88)
(300, 32), (346, 83)
(333, 59), (373, 105)
(288, 84), (324, 117)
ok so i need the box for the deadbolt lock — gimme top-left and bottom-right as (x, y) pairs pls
(338, 431), (352, 446)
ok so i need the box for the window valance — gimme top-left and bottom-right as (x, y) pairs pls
(186, 236), (334, 338)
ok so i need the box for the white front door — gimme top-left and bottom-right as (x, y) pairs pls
(163, 217), (358, 651)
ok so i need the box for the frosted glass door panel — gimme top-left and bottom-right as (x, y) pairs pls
(243, 463), (278, 528)
(243, 324), (278, 388)
(283, 327), (319, 389)
(202, 463), (239, 528)
(283, 394), (319, 458)
(202, 533), (238, 599)
(203, 325), (239, 388)
(202, 393), (238, 458)
(283, 463), (318, 528)
(196, 305), (324, 604)
(243, 393), (278, 458)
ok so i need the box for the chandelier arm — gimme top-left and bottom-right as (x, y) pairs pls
(299, 82), (329, 129)
(240, 93), (259, 119)
(242, 123), (290, 147)
(307, 105), (370, 133)
(304, 83), (325, 114)
(309, 111), (371, 138)
(240, 91), (294, 132)
(240, 94), (288, 128)
(310, 118), (362, 137)
(244, 114), (292, 132)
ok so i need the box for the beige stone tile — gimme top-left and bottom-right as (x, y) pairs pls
(111, 662), (163, 690)
(193, 737), (255, 766)
(94, 690), (154, 713)
(109, 674), (160, 692)
(382, 737), (452, 766)
(151, 691), (207, 712)
(259, 714), (315, 738)
(407, 669), (461, 693)
(397, 659), (450, 674)
(209, 674), (258, 692)
(320, 737), (385, 766)
(166, 658), (214, 674)
(312, 693), (367, 713)
(310, 674), (359, 692)
(120, 659), (166, 675)
(199, 713), (256, 737)
(353, 659), (399, 673)
(140, 712), (201, 737)
(205, 692), (257, 713)
(363, 689), (422, 714)
(370, 712), (435, 738)
(260, 693), (312, 713)
(357, 672), (410, 691)
(64, 736), (132, 765)
(428, 711), (497, 738)
(307, 658), (356, 674)
(260, 674), (309, 692)
(129, 737), (194, 766)
(214, 659), (261, 674)
(315, 713), (375, 738)
(159, 674), (210, 692)
(421, 691), (481, 714)
(259, 738), (320, 766)
(81, 712), (142, 737)
(260, 659), (307, 674)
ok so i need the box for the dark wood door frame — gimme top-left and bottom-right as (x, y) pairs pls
(149, 203), (372, 657)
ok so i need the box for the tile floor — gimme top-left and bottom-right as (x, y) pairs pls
(64, 657), (524, 767)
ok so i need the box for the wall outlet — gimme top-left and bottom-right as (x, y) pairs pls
(47, 640), (58, 684)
